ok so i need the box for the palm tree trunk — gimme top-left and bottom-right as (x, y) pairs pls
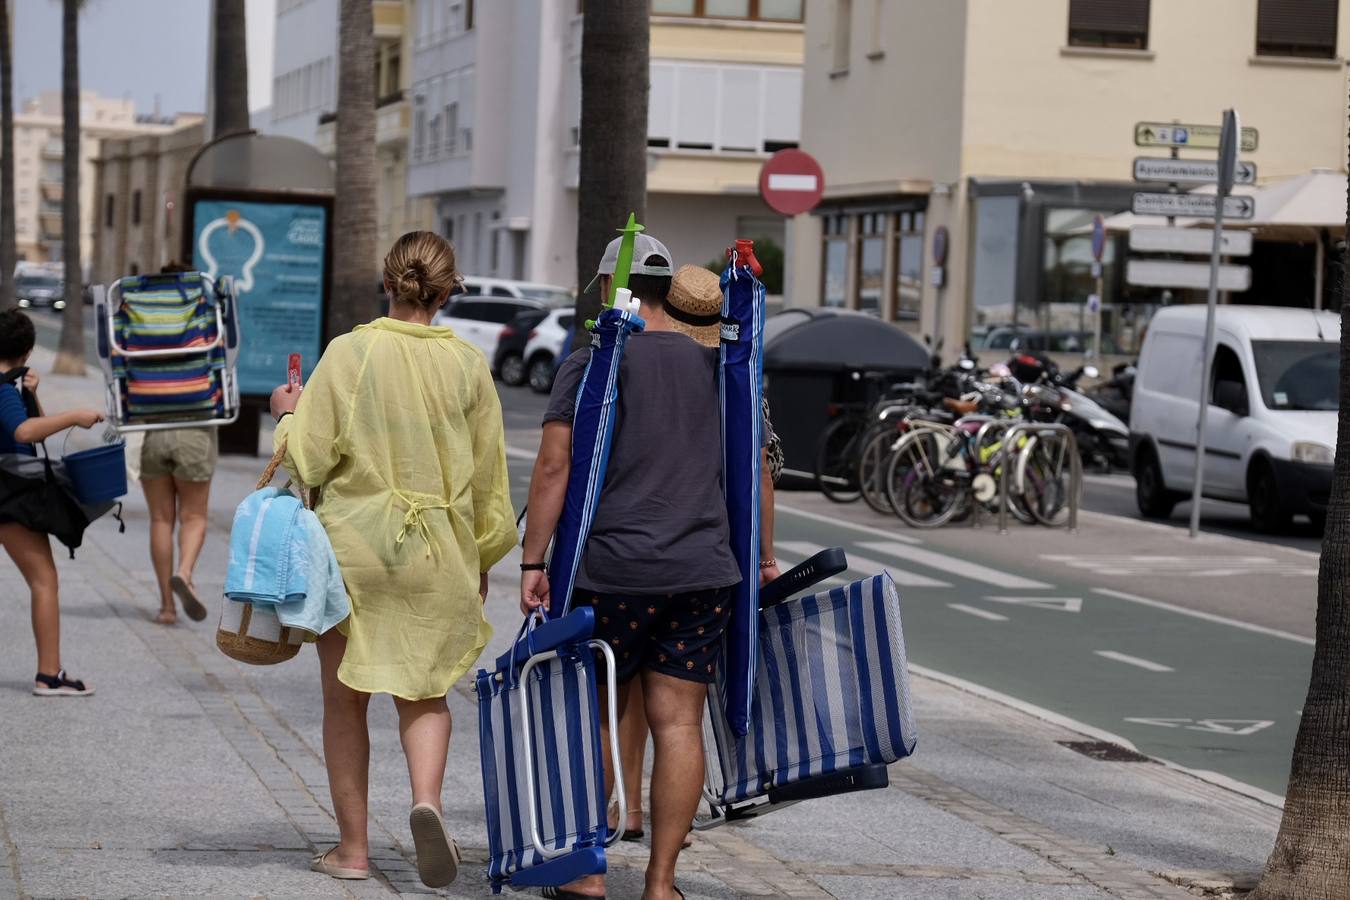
(0, 0), (16, 310)
(328, 0), (376, 339)
(1250, 89), (1350, 899)
(53, 0), (83, 375)
(211, 0), (250, 136)
(572, 0), (649, 351)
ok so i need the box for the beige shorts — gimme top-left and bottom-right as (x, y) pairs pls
(140, 428), (218, 482)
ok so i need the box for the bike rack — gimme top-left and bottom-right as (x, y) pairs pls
(997, 422), (1081, 534)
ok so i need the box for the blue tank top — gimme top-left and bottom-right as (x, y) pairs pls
(0, 382), (36, 456)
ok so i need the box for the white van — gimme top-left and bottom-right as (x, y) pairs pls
(1130, 305), (1338, 532)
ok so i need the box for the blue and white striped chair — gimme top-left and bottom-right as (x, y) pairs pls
(475, 608), (625, 893)
(700, 553), (918, 826)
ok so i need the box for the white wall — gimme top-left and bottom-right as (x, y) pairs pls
(267, 0), (338, 145)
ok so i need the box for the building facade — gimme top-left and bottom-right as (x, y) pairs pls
(406, 0), (804, 290)
(792, 0), (1349, 353)
(272, 0), (434, 267)
(7, 92), (186, 268)
(89, 118), (206, 286)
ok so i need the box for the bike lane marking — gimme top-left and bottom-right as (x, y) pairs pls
(856, 540), (1051, 589)
(1094, 650), (1175, 673)
(1093, 588), (1314, 645)
(947, 603), (1009, 622)
(778, 541), (951, 588)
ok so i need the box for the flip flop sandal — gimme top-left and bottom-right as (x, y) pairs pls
(541, 887), (606, 899)
(170, 575), (208, 622)
(32, 670), (94, 697)
(409, 802), (460, 888)
(609, 802), (644, 841)
(309, 847), (368, 880)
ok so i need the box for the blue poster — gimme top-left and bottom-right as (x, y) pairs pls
(191, 199), (327, 395)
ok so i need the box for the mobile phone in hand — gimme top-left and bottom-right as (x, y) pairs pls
(288, 354), (303, 390)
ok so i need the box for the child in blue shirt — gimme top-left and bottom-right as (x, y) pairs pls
(0, 309), (106, 696)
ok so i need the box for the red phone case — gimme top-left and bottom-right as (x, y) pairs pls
(288, 354), (303, 388)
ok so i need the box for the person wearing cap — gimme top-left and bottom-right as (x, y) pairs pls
(604, 262), (784, 852)
(520, 236), (754, 900)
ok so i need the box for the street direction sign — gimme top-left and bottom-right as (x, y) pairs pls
(1127, 259), (1252, 291)
(1090, 214), (1106, 261)
(1131, 192), (1255, 220)
(759, 149), (825, 216)
(1129, 226), (1253, 256)
(1133, 157), (1257, 185)
(1134, 121), (1259, 151)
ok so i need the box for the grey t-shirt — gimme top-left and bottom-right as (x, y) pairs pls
(543, 330), (742, 595)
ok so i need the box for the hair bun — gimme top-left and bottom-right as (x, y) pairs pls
(396, 261), (427, 304)
(382, 231), (459, 311)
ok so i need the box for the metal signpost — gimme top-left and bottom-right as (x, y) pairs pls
(1188, 109), (1241, 538)
(1090, 214), (1105, 357)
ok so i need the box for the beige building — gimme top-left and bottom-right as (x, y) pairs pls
(8, 92), (190, 269)
(89, 117), (206, 286)
(792, 0), (1349, 354)
(406, 0), (804, 289)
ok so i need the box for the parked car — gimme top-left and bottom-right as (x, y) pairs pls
(434, 296), (552, 359)
(14, 271), (65, 310)
(492, 308), (549, 386)
(455, 276), (573, 306)
(1130, 305), (1338, 532)
(523, 308), (576, 394)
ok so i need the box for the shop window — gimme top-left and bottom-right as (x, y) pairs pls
(1256, 0), (1336, 59)
(822, 214), (848, 308)
(1068, 0), (1149, 50)
(132, 190), (141, 226)
(969, 196), (1019, 342)
(857, 213), (884, 316)
(833, 0), (852, 70)
(894, 211), (923, 322)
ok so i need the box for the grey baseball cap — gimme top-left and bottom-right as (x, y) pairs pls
(583, 232), (675, 294)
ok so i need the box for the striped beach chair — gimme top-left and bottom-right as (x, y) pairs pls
(94, 271), (241, 432)
(475, 608), (626, 893)
(699, 552), (918, 827)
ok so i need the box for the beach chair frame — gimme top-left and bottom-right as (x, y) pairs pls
(94, 273), (241, 433)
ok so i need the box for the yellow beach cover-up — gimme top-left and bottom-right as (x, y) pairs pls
(274, 317), (517, 700)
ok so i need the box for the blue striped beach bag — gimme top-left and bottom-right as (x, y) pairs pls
(111, 273), (226, 419)
(702, 569), (917, 822)
(475, 608), (624, 893)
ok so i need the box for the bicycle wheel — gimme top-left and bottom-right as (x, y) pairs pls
(814, 415), (864, 503)
(858, 425), (902, 514)
(886, 430), (965, 528)
(1017, 433), (1075, 526)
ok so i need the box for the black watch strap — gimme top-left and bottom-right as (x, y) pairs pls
(519, 562), (546, 572)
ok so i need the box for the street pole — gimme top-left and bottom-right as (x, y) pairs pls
(1188, 109), (1239, 538)
(1092, 267), (1104, 357)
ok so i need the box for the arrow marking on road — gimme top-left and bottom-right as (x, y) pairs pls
(1124, 717), (1274, 736)
(947, 603), (1008, 622)
(1095, 650), (1174, 673)
(983, 596), (1083, 613)
(858, 541), (1050, 589)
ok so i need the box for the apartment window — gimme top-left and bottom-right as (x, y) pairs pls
(444, 102), (458, 154)
(1068, 0), (1149, 50)
(857, 214), (884, 316)
(413, 91), (426, 159)
(647, 62), (801, 153)
(822, 214), (848, 308)
(1256, 0), (1337, 59)
(833, 0), (852, 70)
(651, 0), (802, 21)
(131, 190), (141, 226)
(894, 211), (924, 322)
(104, 194), (114, 228)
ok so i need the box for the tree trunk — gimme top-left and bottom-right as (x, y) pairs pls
(53, 0), (83, 375)
(328, 0), (376, 339)
(0, 0), (16, 310)
(212, 0), (250, 136)
(572, 0), (649, 351)
(1250, 89), (1350, 899)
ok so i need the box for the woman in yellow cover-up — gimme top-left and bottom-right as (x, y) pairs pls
(270, 231), (515, 889)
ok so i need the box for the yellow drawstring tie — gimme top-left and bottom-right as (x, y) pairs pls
(394, 491), (450, 559)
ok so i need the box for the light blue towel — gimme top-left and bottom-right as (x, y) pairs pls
(225, 487), (307, 604)
(274, 508), (350, 637)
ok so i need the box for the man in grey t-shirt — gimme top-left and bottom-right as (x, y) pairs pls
(519, 235), (736, 900)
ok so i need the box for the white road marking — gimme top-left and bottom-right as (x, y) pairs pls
(775, 503), (922, 544)
(1093, 588), (1315, 646)
(859, 541), (1051, 589)
(1095, 650), (1174, 672)
(779, 541), (950, 588)
(1125, 717), (1274, 737)
(983, 596), (1083, 613)
(947, 603), (1008, 621)
(1044, 554), (1315, 578)
(505, 446), (538, 462)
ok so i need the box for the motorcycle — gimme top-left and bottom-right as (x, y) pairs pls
(1006, 352), (1129, 472)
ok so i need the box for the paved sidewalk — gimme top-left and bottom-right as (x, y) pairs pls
(0, 344), (1277, 899)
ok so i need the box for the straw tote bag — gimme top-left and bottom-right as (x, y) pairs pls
(215, 440), (314, 665)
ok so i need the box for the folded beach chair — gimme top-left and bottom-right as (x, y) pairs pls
(698, 549), (918, 828)
(93, 271), (241, 432)
(475, 608), (625, 893)
(718, 239), (767, 736)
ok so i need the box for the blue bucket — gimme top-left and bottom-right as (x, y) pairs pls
(64, 442), (128, 505)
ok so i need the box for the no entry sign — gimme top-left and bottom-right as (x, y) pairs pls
(759, 149), (825, 216)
